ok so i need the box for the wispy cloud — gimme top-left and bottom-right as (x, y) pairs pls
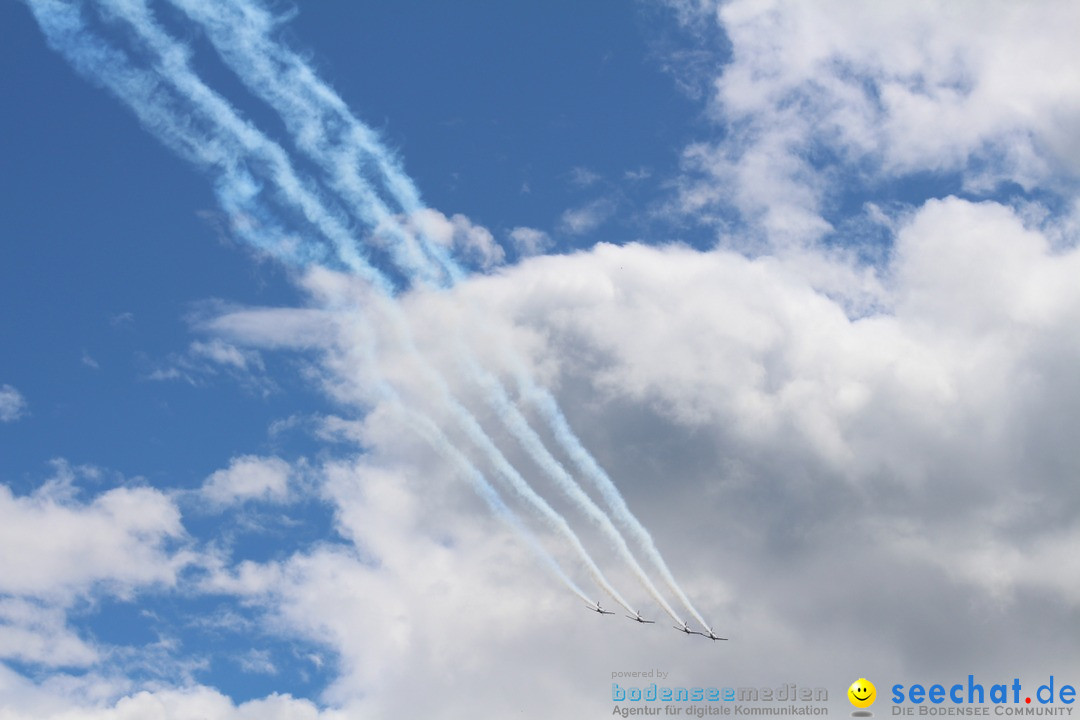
(558, 198), (616, 236)
(508, 227), (553, 257)
(0, 385), (27, 423)
(568, 166), (602, 188)
(81, 351), (100, 370)
(147, 339), (274, 394)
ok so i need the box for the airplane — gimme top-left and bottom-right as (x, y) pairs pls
(586, 601), (615, 615)
(626, 612), (656, 624)
(674, 620), (696, 635)
(699, 627), (728, 641)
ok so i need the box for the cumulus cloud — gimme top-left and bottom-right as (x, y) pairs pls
(11, 2), (1080, 717)
(662, 0), (1080, 243)
(0, 461), (197, 691)
(0, 479), (188, 601)
(196, 459), (620, 716)
(168, 185), (1080, 711)
(201, 455), (293, 507)
(0, 385), (27, 423)
(0, 599), (99, 668)
(0, 680), (338, 720)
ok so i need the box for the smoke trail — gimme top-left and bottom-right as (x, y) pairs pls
(25, 0), (387, 292)
(28, 0), (710, 625)
(406, 409), (592, 605)
(86, 0), (393, 291)
(361, 295), (638, 614)
(517, 371), (712, 629)
(160, 0), (695, 620)
(156, 0), (712, 626)
(462, 353), (683, 623)
(86, 0), (636, 612)
(29, 0), (634, 611)
(165, 0), (460, 288)
(338, 312), (592, 604)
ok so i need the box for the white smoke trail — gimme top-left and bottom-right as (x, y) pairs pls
(402, 401), (592, 604)
(362, 295), (637, 613)
(28, 0), (633, 612)
(157, 0), (713, 626)
(92, 0), (636, 613)
(462, 354), (683, 623)
(517, 371), (712, 629)
(335, 311), (592, 604)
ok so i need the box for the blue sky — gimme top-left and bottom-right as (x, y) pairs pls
(4, 1), (1080, 718)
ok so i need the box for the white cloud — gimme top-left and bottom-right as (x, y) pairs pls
(0, 679), (339, 720)
(167, 191), (1080, 713)
(0, 462), (196, 685)
(508, 226), (553, 257)
(662, 0), (1080, 243)
(0, 599), (99, 668)
(11, 4), (1080, 716)
(147, 339), (272, 394)
(0, 479), (188, 602)
(201, 455), (292, 507)
(405, 208), (505, 270)
(189, 339), (262, 371)
(236, 648), (277, 675)
(109, 311), (134, 328)
(558, 198), (615, 236)
(197, 459), (619, 716)
(0, 385), (27, 423)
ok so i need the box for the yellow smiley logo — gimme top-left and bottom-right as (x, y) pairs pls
(848, 678), (876, 709)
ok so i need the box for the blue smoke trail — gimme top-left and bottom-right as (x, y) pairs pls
(24, 0), (627, 609)
(163, 0), (700, 623)
(25, 0), (709, 626)
(333, 307), (594, 604)
(165, 0), (460, 289)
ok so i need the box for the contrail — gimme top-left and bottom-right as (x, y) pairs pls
(89, 0), (394, 291)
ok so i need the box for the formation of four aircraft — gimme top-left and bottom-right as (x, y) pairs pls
(586, 601), (727, 641)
